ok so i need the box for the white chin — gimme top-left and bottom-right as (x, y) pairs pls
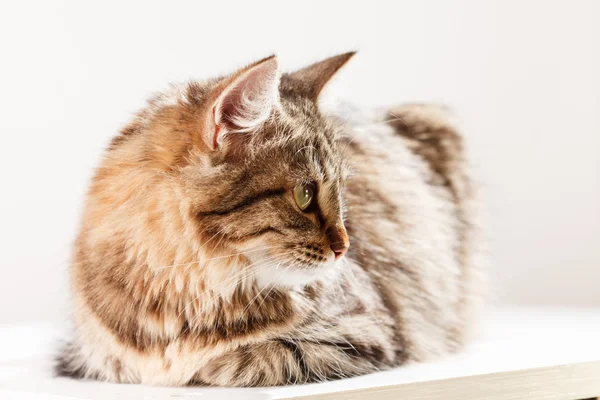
(255, 262), (338, 288)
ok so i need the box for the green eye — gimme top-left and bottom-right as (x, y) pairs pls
(293, 184), (314, 211)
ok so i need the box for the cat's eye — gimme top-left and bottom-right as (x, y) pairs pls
(293, 184), (314, 211)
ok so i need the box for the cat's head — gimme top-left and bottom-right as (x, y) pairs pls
(109, 53), (355, 288)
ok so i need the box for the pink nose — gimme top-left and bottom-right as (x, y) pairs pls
(326, 226), (349, 260)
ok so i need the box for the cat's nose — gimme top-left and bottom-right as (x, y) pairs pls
(326, 224), (349, 260)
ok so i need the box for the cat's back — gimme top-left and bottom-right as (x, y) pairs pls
(336, 104), (485, 359)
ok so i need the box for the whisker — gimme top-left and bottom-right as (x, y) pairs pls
(239, 277), (272, 316)
(206, 245), (274, 261)
(252, 260), (291, 312)
(177, 259), (272, 314)
(150, 245), (281, 270)
(181, 260), (280, 325)
(181, 253), (295, 323)
(187, 258), (289, 327)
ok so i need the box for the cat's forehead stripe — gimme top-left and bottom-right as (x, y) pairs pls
(271, 111), (341, 185)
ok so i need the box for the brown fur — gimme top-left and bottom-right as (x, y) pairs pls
(56, 53), (486, 386)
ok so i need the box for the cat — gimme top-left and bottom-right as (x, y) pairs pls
(56, 52), (486, 387)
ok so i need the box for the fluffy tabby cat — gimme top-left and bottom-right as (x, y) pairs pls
(56, 52), (485, 387)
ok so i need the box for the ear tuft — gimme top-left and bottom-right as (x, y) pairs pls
(282, 51), (356, 101)
(208, 56), (280, 150)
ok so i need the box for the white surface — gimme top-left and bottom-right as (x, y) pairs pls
(0, 1), (599, 324)
(1, 307), (599, 399)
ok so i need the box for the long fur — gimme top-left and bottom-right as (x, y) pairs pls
(56, 54), (486, 387)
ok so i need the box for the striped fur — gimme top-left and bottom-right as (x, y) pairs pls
(56, 54), (486, 387)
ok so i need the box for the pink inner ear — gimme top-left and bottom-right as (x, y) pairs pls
(216, 84), (248, 128)
(211, 57), (280, 150)
(211, 106), (222, 150)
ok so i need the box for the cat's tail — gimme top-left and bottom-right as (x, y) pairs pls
(385, 104), (465, 196)
(54, 340), (90, 379)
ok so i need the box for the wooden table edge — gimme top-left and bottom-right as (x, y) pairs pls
(284, 360), (600, 400)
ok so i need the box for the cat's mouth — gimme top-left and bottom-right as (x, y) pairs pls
(230, 235), (341, 288)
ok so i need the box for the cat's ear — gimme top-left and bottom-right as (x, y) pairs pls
(203, 55), (280, 151)
(282, 52), (356, 101)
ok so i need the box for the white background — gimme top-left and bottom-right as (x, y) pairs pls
(0, 0), (598, 323)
